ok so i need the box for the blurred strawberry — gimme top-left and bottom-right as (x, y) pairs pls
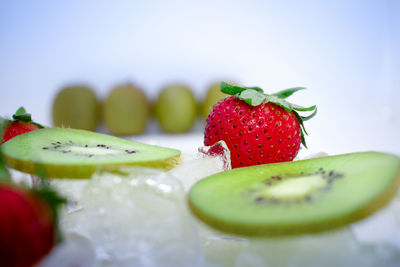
(1, 107), (44, 144)
(0, 126), (66, 267)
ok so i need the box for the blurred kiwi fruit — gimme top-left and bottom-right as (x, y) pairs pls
(103, 84), (149, 135)
(52, 85), (100, 131)
(154, 84), (197, 134)
(201, 82), (228, 118)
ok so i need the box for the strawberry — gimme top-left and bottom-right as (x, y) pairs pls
(0, 131), (66, 267)
(0, 185), (55, 267)
(204, 82), (317, 168)
(1, 107), (44, 144)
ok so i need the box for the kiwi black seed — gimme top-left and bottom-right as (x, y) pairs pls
(188, 152), (400, 236)
(154, 84), (197, 134)
(52, 85), (100, 131)
(103, 84), (149, 136)
(2, 128), (181, 178)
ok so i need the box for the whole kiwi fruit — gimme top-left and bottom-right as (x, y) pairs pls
(154, 84), (197, 134)
(103, 84), (149, 136)
(52, 85), (100, 131)
(201, 82), (228, 118)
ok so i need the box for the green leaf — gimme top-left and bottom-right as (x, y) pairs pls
(220, 82), (247, 95)
(291, 104), (317, 112)
(299, 127), (307, 149)
(273, 87), (306, 99)
(292, 110), (308, 147)
(32, 122), (45, 129)
(266, 96), (292, 111)
(245, 86), (264, 93)
(11, 107), (45, 128)
(220, 82), (264, 95)
(300, 108), (318, 121)
(12, 106), (32, 122)
(237, 89), (266, 106)
(14, 107), (27, 116)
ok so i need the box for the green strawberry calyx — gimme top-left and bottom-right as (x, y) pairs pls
(220, 82), (317, 148)
(12, 107), (44, 128)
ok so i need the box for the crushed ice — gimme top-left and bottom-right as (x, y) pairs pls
(9, 147), (400, 267)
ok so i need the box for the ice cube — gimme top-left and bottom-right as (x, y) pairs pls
(351, 190), (400, 250)
(55, 167), (204, 267)
(37, 234), (97, 267)
(170, 141), (231, 191)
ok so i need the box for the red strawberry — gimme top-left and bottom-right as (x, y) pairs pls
(2, 121), (40, 144)
(0, 183), (66, 267)
(0, 184), (54, 267)
(204, 82), (317, 168)
(1, 107), (44, 144)
(0, 137), (66, 267)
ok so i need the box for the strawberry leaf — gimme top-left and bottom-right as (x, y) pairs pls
(292, 110), (309, 147)
(300, 108), (318, 121)
(291, 104), (317, 112)
(220, 82), (246, 95)
(12, 107), (44, 128)
(238, 89), (266, 106)
(273, 87), (306, 99)
(220, 82), (263, 95)
(12, 107), (32, 122)
(266, 96), (293, 111)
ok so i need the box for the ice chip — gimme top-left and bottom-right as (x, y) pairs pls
(198, 140), (231, 171)
(351, 190), (400, 250)
(168, 141), (231, 192)
(299, 151), (329, 160)
(56, 167), (203, 267)
(37, 234), (97, 267)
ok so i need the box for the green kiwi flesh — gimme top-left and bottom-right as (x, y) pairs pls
(2, 128), (181, 178)
(188, 152), (400, 236)
(52, 86), (100, 131)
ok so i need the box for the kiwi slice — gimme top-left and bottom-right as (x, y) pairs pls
(103, 84), (149, 135)
(52, 86), (100, 131)
(188, 152), (400, 236)
(2, 128), (181, 179)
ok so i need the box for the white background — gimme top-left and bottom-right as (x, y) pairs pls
(0, 0), (399, 155)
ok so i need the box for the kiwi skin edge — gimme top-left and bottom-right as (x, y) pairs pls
(5, 154), (181, 179)
(188, 152), (400, 237)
